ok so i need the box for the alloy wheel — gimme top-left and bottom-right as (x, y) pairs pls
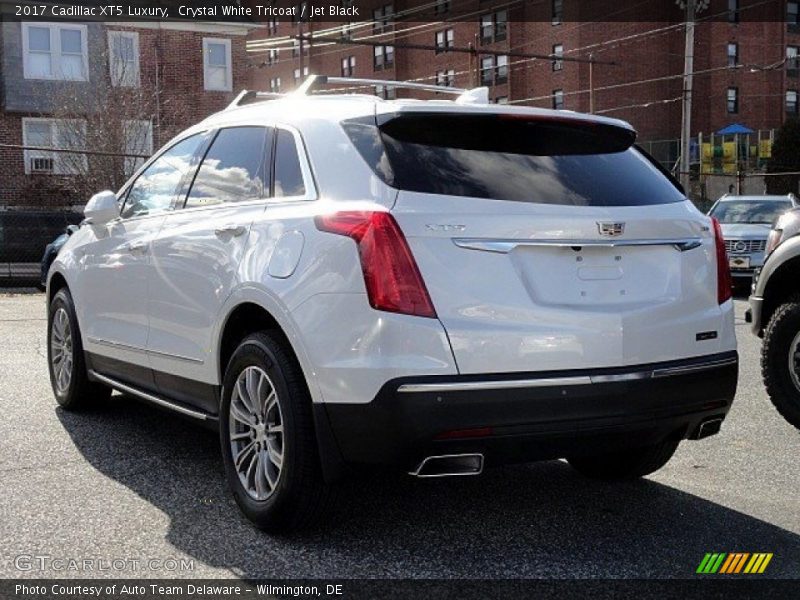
(50, 307), (73, 394)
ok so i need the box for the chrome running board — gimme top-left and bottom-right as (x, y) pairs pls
(88, 370), (213, 422)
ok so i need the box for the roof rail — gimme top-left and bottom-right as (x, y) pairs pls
(225, 75), (490, 111)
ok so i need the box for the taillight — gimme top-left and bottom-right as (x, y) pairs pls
(712, 217), (732, 304)
(315, 211), (437, 318)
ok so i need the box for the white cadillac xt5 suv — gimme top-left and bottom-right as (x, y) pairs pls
(46, 77), (738, 532)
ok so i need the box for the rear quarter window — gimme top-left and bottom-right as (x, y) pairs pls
(343, 114), (685, 207)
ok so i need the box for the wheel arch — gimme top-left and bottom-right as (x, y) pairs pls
(761, 255), (800, 331)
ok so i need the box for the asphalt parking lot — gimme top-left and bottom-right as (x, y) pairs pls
(0, 291), (798, 580)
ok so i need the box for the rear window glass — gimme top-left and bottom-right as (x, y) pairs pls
(342, 114), (685, 206)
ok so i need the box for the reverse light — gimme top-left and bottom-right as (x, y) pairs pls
(315, 211), (437, 318)
(712, 217), (733, 304)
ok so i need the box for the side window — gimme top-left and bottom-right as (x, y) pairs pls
(121, 134), (204, 219)
(185, 126), (270, 209)
(273, 128), (307, 199)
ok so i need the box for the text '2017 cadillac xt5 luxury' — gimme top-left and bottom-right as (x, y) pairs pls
(46, 77), (738, 532)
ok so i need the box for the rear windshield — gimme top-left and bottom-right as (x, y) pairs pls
(342, 114), (685, 206)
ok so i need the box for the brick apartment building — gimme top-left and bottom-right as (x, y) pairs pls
(0, 19), (254, 208)
(246, 0), (800, 166)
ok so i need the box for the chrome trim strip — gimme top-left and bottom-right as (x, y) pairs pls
(452, 238), (703, 254)
(86, 337), (203, 364)
(652, 357), (738, 378)
(89, 370), (210, 421)
(397, 356), (736, 393)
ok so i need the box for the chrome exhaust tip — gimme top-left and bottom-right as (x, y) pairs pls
(693, 417), (723, 440)
(410, 453), (484, 478)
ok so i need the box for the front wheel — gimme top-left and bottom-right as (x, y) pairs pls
(762, 301), (800, 430)
(219, 332), (333, 532)
(567, 440), (679, 480)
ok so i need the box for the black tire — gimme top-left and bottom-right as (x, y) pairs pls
(567, 439), (679, 480)
(47, 288), (111, 410)
(762, 301), (800, 429)
(219, 331), (333, 532)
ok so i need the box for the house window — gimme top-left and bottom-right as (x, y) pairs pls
(22, 118), (87, 175)
(22, 23), (88, 81)
(203, 38), (232, 91)
(727, 87), (739, 113)
(553, 89), (564, 110)
(293, 39), (300, 57)
(435, 29), (454, 53)
(373, 4), (394, 34)
(727, 42), (738, 67)
(270, 77), (281, 92)
(480, 56), (494, 85)
(374, 45), (394, 70)
(788, 46), (799, 76)
(267, 18), (278, 35)
(788, 90), (799, 115)
(434, 0), (450, 15)
(435, 69), (455, 87)
(496, 55), (508, 84)
(552, 0), (563, 24)
(341, 56), (356, 76)
(375, 84), (396, 99)
(267, 48), (279, 65)
(294, 66), (309, 82)
(480, 11), (507, 44)
(122, 119), (153, 177)
(108, 30), (139, 87)
(790, 2), (800, 32)
(552, 44), (563, 71)
(728, 0), (739, 23)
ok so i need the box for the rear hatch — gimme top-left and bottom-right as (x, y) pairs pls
(343, 110), (726, 374)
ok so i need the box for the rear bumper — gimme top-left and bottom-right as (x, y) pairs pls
(324, 351), (738, 470)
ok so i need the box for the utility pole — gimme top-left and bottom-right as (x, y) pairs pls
(589, 52), (595, 113)
(680, 0), (697, 193)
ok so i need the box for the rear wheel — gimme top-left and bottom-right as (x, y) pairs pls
(219, 332), (333, 532)
(567, 440), (679, 480)
(47, 288), (111, 410)
(762, 301), (800, 429)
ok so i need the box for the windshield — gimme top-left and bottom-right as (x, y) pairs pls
(342, 114), (685, 207)
(710, 200), (792, 225)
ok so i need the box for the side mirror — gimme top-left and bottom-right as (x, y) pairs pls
(84, 191), (119, 225)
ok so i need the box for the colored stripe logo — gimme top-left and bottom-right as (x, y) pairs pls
(697, 553), (773, 574)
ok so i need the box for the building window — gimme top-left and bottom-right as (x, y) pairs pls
(341, 55), (356, 76)
(726, 42), (738, 67)
(435, 29), (454, 53)
(480, 11), (507, 44)
(496, 55), (508, 84)
(552, 89), (564, 110)
(552, 44), (563, 71)
(790, 2), (800, 32)
(203, 38), (232, 91)
(480, 55), (507, 86)
(108, 31), (139, 87)
(435, 69), (455, 87)
(728, 0), (739, 23)
(22, 22), (88, 81)
(727, 87), (739, 113)
(373, 4), (394, 34)
(495, 96), (509, 104)
(270, 77), (281, 92)
(788, 46), (800, 76)
(375, 84), (396, 99)
(787, 90), (799, 115)
(122, 119), (153, 176)
(292, 66), (309, 82)
(434, 0), (450, 15)
(267, 48), (279, 66)
(480, 56), (494, 85)
(22, 118), (87, 175)
(373, 45), (394, 70)
(267, 18), (278, 35)
(341, 22), (353, 40)
(552, 0), (563, 24)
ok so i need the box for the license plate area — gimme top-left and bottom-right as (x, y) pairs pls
(729, 256), (751, 269)
(513, 244), (680, 306)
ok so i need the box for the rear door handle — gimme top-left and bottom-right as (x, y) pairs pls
(125, 241), (148, 254)
(215, 224), (246, 237)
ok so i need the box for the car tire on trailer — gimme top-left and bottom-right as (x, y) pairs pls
(219, 331), (334, 532)
(762, 301), (800, 430)
(567, 439), (679, 480)
(47, 288), (111, 410)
